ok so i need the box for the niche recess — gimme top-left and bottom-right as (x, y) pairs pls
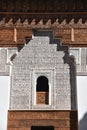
(36, 76), (49, 104)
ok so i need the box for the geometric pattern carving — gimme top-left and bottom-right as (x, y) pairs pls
(0, 48), (17, 76)
(70, 47), (87, 75)
(36, 92), (48, 104)
(9, 31), (73, 110)
(0, 46), (87, 77)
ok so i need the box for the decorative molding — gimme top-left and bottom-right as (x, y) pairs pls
(0, 17), (87, 28)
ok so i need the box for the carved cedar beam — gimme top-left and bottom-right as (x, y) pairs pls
(0, 12), (87, 24)
(0, 17), (87, 28)
(0, 0), (87, 13)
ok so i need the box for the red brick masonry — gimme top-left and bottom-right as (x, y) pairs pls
(7, 110), (78, 130)
(0, 27), (87, 47)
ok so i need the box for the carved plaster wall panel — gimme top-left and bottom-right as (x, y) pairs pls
(70, 47), (87, 75)
(0, 48), (17, 76)
(10, 31), (74, 110)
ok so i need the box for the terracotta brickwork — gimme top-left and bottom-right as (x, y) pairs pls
(7, 110), (78, 130)
(17, 28), (32, 44)
(0, 28), (32, 47)
(0, 28), (13, 41)
(0, 27), (87, 47)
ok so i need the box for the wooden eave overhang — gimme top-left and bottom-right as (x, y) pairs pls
(0, 0), (87, 47)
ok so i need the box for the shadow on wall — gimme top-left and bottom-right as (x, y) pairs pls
(79, 113), (87, 130)
(62, 47), (77, 110)
(69, 55), (77, 110)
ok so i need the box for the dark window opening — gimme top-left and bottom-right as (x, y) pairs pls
(36, 76), (49, 104)
(31, 126), (54, 130)
(36, 76), (49, 92)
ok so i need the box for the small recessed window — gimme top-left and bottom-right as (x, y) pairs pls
(36, 76), (49, 104)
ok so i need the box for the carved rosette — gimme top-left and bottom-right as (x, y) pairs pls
(36, 92), (48, 104)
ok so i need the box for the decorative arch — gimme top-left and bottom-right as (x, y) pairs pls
(36, 76), (49, 92)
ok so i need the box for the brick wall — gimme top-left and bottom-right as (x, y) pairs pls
(0, 28), (32, 47)
(7, 110), (78, 130)
(0, 27), (87, 47)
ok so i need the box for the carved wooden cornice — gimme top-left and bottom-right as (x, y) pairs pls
(0, 17), (87, 28)
(0, 13), (87, 47)
(0, 0), (87, 47)
(0, 0), (87, 13)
